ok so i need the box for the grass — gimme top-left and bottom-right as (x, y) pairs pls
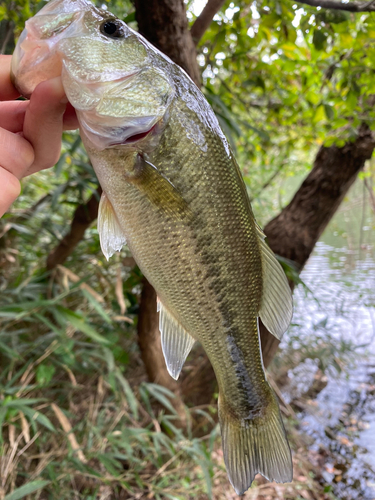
(0, 268), (222, 499)
(0, 274), (338, 500)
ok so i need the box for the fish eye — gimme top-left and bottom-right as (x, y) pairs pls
(100, 19), (125, 38)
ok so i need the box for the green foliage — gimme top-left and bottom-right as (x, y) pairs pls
(0, 0), (44, 35)
(0, 267), (225, 498)
(188, 0), (375, 220)
(4, 480), (51, 500)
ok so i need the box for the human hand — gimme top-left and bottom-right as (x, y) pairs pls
(0, 54), (78, 218)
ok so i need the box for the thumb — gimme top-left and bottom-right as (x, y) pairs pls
(23, 77), (68, 176)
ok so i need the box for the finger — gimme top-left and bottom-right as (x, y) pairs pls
(23, 77), (67, 176)
(0, 92), (78, 133)
(0, 55), (20, 101)
(63, 103), (79, 131)
(0, 100), (28, 132)
(0, 126), (35, 179)
(0, 167), (21, 218)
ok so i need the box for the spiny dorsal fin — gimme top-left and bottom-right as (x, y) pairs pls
(256, 223), (293, 340)
(98, 192), (127, 260)
(158, 299), (196, 380)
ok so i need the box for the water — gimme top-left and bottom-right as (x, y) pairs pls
(281, 179), (375, 499)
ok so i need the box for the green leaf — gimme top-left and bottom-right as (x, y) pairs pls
(57, 307), (111, 344)
(115, 371), (139, 419)
(313, 29), (327, 51)
(313, 105), (325, 124)
(81, 290), (112, 324)
(144, 383), (178, 416)
(97, 453), (123, 475)
(21, 407), (56, 432)
(36, 364), (56, 386)
(2, 398), (44, 407)
(4, 480), (50, 500)
(123, 11), (135, 23)
(324, 104), (334, 121)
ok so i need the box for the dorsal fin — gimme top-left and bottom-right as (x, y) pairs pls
(256, 223), (293, 340)
(158, 299), (196, 380)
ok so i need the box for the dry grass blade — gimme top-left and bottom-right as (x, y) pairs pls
(0, 222), (12, 239)
(20, 413), (30, 444)
(17, 431), (40, 457)
(153, 450), (183, 478)
(1, 432), (24, 490)
(113, 315), (133, 324)
(268, 375), (297, 419)
(62, 365), (78, 387)
(8, 425), (15, 449)
(116, 264), (126, 314)
(57, 265), (105, 303)
(51, 403), (87, 464)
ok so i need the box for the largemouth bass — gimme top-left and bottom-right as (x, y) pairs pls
(11, 0), (293, 493)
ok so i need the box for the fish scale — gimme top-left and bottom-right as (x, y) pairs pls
(11, 0), (294, 493)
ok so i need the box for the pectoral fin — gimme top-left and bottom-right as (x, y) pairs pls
(127, 155), (191, 221)
(257, 224), (293, 340)
(158, 299), (196, 380)
(98, 192), (127, 260)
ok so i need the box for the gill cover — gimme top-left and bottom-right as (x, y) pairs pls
(11, 0), (174, 150)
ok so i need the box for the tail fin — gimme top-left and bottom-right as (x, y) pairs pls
(219, 395), (293, 495)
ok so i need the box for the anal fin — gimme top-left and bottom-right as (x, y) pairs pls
(158, 299), (195, 380)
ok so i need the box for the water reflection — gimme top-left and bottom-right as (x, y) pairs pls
(281, 179), (375, 499)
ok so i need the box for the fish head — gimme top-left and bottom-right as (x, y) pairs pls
(12, 0), (174, 150)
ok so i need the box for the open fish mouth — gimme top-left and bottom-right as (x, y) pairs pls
(11, 9), (85, 97)
(11, 26), (63, 98)
(110, 124), (158, 146)
(79, 114), (162, 150)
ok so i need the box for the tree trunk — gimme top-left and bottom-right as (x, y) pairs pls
(137, 279), (177, 389)
(134, 0), (201, 86)
(137, 278), (187, 419)
(46, 188), (101, 270)
(260, 123), (375, 366)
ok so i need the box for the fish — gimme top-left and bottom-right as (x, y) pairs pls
(11, 0), (293, 493)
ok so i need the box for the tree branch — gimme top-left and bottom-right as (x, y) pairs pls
(190, 0), (227, 45)
(134, 0), (200, 85)
(295, 0), (375, 12)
